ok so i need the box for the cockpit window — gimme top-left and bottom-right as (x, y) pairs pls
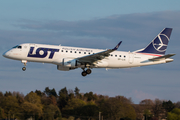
(13, 45), (22, 49)
(17, 46), (22, 49)
(13, 45), (18, 48)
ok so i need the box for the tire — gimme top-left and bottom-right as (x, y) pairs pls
(22, 67), (26, 71)
(86, 69), (92, 74)
(81, 71), (87, 77)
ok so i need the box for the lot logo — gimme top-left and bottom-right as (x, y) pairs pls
(27, 47), (59, 59)
(152, 34), (169, 52)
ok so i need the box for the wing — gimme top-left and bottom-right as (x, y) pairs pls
(77, 41), (122, 64)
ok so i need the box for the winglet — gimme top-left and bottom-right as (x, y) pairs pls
(112, 41), (122, 50)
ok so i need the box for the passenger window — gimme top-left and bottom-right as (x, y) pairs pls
(111, 54), (113, 56)
(70, 51), (72, 53)
(79, 52), (81, 54)
(66, 51), (68, 53)
(89, 53), (90, 54)
(84, 52), (86, 54)
(115, 55), (117, 57)
(61, 50), (63, 52)
(119, 55), (121, 57)
(75, 51), (76, 53)
(124, 56), (126, 58)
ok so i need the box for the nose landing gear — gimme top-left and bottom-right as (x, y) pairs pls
(21, 60), (27, 71)
(81, 68), (92, 77)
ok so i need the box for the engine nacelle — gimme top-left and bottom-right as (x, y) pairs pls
(63, 58), (76, 68)
(57, 65), (70, 71)
(63, 58), (80, 68)
(55, 58), (81, 71)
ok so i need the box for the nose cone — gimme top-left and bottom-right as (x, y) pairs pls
(2, 51), (9, 58)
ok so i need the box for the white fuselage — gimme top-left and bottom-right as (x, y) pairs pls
(3, 43), (173, 70)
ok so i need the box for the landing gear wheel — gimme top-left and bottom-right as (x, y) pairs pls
(81, 71), (87, 77)
(86, 69), (92, 74)
(22, 67), (26, 71)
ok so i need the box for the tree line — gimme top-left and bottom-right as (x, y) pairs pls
(0, 87), (179, 120)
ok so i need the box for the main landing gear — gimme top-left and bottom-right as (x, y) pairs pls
(81, 68), (92, 77)
(21, 60), (27, 71)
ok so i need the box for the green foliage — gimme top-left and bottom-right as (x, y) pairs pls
(101, 97), (136, 120)
(167, 108), (180, 120)
(2, 87), (179, 120)
(44, 87), (57, 97)
(0, 96), (19, 118)
(25, 91), (41, 105)
(74, 87), (80, 98)
(162, 100), (175, 112)
(0, 107), (5, 119)
(84, 91), (97, 101)
(20, 101), (43, 119)
(58, 87), (68, 110)
(43, 104), (61, 120)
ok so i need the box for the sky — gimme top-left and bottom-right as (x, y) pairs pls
(0, 0), (180, 104)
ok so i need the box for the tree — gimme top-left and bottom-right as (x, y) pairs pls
(74, 87), (80, 98)
(152, 99), (163, 118)
(0, 107), (5, 119)
(25, 91), (41, 105)
(43, 104), (61, 120)
(167, 108), (180, 120)
(4, 91), (12, 97)
(81, 102), (99, 117)
(22, 91), (43, 119)
(0, 96), (19, 119)
(20, 101), (43, 119)
(58, 87), (68, 110)
(62, 98), (86, 115)
(162, 100), (175, 112)
(35, 90), (45, 97)
(84, 92), (97, 101)
(143, 109), (152, 120)
(101, 97), (136, 120)
(44, 87), (57, 97)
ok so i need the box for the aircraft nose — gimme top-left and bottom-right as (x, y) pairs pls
(2, 51), (9, 58)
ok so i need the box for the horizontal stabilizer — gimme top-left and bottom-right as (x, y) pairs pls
(149, 54), (175, 61)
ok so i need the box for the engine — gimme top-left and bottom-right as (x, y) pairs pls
(56, 58), (81, 71)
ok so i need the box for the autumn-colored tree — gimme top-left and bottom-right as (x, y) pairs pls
(0, 107), (5, 119)
(152, 99), (163, 118)
(62, 98), (86, 115)
(43, 104), (61, 120)
(20, 91), (43, 119)
(20, 101), (43, 119)
(101, 97), (136, 120)
(0, 96), (20, 119)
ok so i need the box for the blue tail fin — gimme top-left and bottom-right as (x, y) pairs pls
(136, 28), (172, 55)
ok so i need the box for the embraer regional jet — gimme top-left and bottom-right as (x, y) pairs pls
(3, 28), (175, 76)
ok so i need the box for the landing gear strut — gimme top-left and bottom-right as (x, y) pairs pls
(81, 68), (92, 77)
(21, 60), (27, 71)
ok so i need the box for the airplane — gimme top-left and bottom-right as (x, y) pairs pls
(3, 28), (175, 76)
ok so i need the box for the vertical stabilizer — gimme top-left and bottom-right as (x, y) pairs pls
(136, 28), (172, 55)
